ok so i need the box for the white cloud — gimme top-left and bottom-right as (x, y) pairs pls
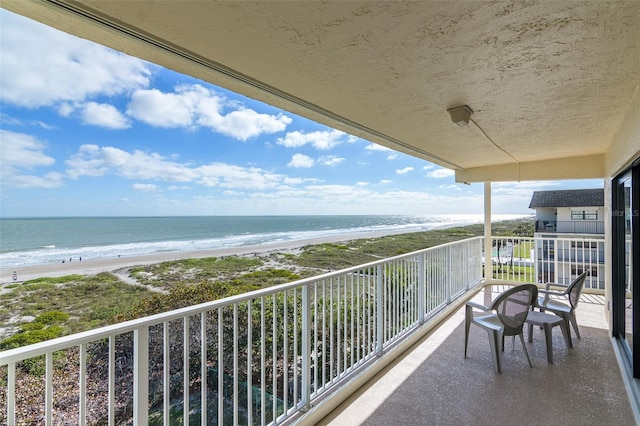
(0, 114), (54, 129)
(0, 130), (55, 169)
(304, 184), (369, 198)
(200, 106), (291, 141)
(318, 155), (345, 166)
(288, 153), (314, 168)
(490, 181), (567, 204)
(0, 130), (62, 188)
(365, 143), (393, 152)
(127, 88), (196, 128)
(0, 11), (152, 109)
(492, 181), (562, 194)
(64, 144), (289, 190)
(380, 179), (392, 184)
(166, 183), (489, 216)
(127, 84), (291, 140)
(81, 102), (131, 129)
(132, 183), (159, 192)
(277, 129), (346, 150)
(196, 163), (282, 189)
(67, 145), (199, 181)
(396, 166), (414, 175)
(65, 145), (112, 178)
(386, 153), (398, 160)
(356, 181), (369, 186)
(283, 177), (321, 185)
(58, 103), (74, 117)
(439, 184), (462, 191)
(10, 172), (65, 189)
(426, 167), (455, 178)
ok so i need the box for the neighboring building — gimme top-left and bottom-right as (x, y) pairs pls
(529, 188), (605, 289)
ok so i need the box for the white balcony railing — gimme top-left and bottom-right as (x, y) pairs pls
(1, 237), (484, 425)
(0, 235), (606, 425)
(490, 236), (605, 290)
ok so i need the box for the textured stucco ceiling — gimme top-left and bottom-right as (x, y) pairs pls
(3, 0), (640, 181)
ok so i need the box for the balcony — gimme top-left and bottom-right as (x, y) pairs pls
(535, 220), (605, 235)
(317, 288), (634, 425)
(1, 236), (634, 425)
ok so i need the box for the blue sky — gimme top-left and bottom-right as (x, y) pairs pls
(0, 10), (603, 217)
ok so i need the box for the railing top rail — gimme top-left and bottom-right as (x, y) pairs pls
(491, 236), (603, 242)
(1, 235), (484, 364)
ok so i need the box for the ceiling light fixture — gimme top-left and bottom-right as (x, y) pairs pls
(447, 104), (522, 179)
(447, 105), (473, 127)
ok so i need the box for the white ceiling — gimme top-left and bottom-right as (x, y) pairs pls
(4, 0), (640, 181)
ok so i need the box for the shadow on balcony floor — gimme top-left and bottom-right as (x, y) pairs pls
(318, 291), (636, 426)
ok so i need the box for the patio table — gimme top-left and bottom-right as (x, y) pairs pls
(525, 310), (571, 364)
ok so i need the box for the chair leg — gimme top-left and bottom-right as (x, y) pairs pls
(489, 330), (503, 374)
(558, 319), (571, 350)
(518, 332), (533, 368)
(569, 313), (581, 339)
(464, 306), (471, 358)
(562, 315), (574, 348)
(543, 323), (554, 364)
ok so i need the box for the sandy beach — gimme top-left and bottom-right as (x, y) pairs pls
(0, 230), (400, 284)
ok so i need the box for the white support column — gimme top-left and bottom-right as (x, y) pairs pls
(301, 284), (311, 409)
(418, 253), (426, 323)
(133, 327), (149, 425)
(484, 182), (493, 305)
(45, 352), (53, 426)
(7, 363), (15, 426)
(484, 182), (493, 284)
(376, 264), (384, 355)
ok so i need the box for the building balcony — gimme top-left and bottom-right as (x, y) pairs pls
(317, 288), (634, 425)
(1, 236), (634, 425)
(535, 220), (605, 234)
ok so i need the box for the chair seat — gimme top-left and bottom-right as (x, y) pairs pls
(538, 298), (571, 314)
(472, 314), (503, 332)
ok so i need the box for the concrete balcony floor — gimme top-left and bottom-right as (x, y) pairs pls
(318, 287), (637, 426)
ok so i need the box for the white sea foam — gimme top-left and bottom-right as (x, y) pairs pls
(0, 214), (532, 268)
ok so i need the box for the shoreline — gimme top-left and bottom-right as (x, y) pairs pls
(0, 229), (409, 284)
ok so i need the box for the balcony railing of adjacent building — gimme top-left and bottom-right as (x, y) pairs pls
(0, 236), (606, 425)
(534, 220), (605, 234)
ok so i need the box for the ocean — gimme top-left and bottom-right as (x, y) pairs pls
(0, 215), (529, 269)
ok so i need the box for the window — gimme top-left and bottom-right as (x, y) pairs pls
(571, 266), (598, 277)
(571, 241), (598, 248)
(571, 210), (598, 220)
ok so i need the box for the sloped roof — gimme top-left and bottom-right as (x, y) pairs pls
(529, 189), (604, 209)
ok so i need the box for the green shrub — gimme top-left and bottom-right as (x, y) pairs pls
(20, 322), (45, 331)
(35, 310), (70, 325)
(24, 275), (84, 285)
(0, 326), (64, 350)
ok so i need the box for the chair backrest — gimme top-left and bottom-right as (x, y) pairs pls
(491, 284), (537, 336)
(566, 271), (589, 310)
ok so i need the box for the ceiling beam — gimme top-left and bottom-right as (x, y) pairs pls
(455, 154), (605, 183)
